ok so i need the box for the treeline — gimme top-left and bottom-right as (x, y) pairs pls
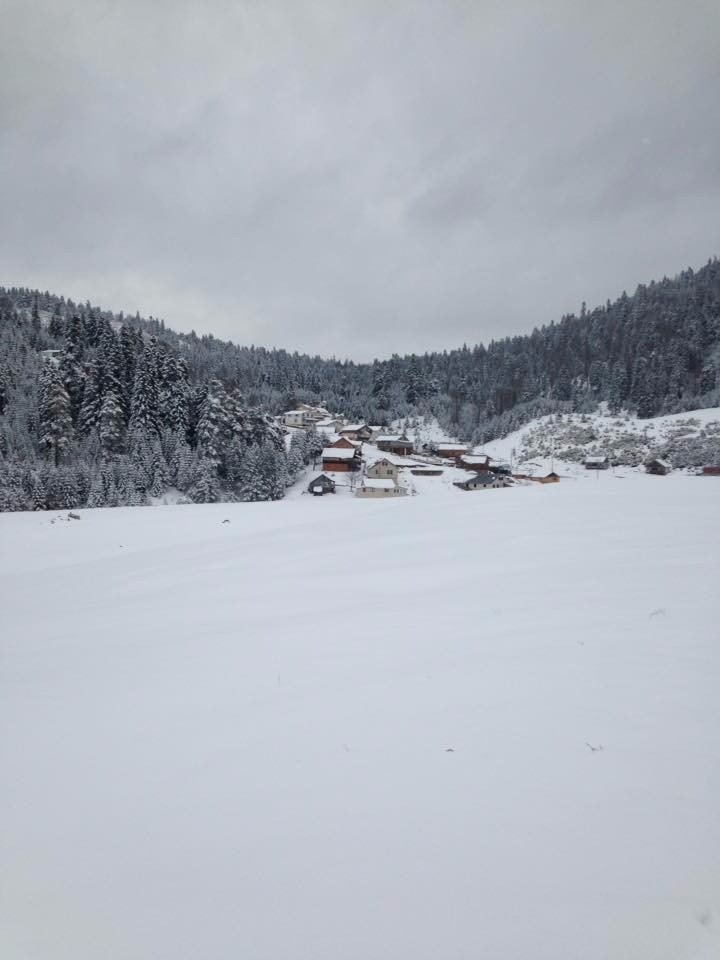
(2, 256), (720, 509)
(0, 297), (324, 511)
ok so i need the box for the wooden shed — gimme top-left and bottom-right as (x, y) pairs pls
(584, 456), (610, 470)
(645, 458), (671, 476)
(308, 474), (336, 496)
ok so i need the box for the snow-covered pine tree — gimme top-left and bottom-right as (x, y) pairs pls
(129, 341), (161, 436)
(189, 458), (220, 503)
(39, 363), (73, 467)
(99, 390), (126, 455)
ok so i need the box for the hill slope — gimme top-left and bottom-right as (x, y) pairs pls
(2, 256), (720, 510)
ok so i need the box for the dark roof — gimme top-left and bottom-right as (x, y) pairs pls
(466, 472), (498, 486)
(308, 474), (335, 489)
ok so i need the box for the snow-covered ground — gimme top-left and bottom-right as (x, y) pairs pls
(2, 474), (719, 960)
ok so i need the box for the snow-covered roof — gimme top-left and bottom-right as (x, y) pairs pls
(362, 479), (396, 490)
(437, 443), (467, 450)
(585, 456), (608, 463)
(367, 458), (398, 467)
(648, 458), (671, 468)
(340, 423), (368, 432)
(461, 455), (490, 464)
(322, 447), (357, 460)
(377, 434), (402, 442)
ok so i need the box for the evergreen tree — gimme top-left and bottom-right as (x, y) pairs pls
(39, 364), (73, 466)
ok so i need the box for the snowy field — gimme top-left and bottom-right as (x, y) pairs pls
(2, 474), (720, 959)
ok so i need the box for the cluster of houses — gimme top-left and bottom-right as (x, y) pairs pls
(299, 416), (518, 498)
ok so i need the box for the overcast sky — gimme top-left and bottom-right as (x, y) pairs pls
(2, 0), (718, 360)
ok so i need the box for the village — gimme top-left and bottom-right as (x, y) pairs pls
(278, 402), (720, 500)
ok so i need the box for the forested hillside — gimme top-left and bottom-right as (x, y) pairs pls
(2, 257), (720, 509)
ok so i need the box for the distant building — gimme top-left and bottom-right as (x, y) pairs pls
(584, 456), (610, 470)
(645, 458), (671, 476)
(356, 479), (408, 498)
(376, 434), (414, 456)
(315, 418), (345, 433)
(366, 458), (399, 482)
(307, 474), (336, 496)
(701, 466), (720, 476)
(321, 444), (361, 472)
(454, 471), (506, 491)
(459, 454), (491, 471)
(434, 443), (468, 460)
(339, 423), (373, 442)
(39, 349), (62, 366)
(282, 403), (331, 429)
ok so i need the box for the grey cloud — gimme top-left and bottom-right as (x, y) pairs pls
(1, 0), (719, 360)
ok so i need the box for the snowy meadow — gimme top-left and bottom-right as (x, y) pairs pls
(2, 474), (719, 959)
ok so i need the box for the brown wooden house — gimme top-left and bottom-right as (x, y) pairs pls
(435, 443), (468, 460)
(321, 444), (361, 472)
(376, 435), (414, 456)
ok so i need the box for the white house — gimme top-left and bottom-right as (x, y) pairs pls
(366, 458), (400, 481)
(355, 478), (408, 498)
(282, 404), (332, 429)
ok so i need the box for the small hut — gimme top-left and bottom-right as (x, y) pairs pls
(308, 474), (336, 496)
(645, 458), (671, 476)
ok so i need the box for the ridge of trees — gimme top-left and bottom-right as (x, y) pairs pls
(1, 256), (719, 510)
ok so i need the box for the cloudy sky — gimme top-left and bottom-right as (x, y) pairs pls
(2, 0), (718, 359)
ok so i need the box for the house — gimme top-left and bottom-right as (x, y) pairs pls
(330, 436), (359, 450)
(435, 443), (468, 460)
(339, 423), (373, 442)
(376, 434), (414, 456)
(584, 456), (610, 470)
(540, 471), (560, 483)
(307, 474), (336, 496)
(454, 471), (506, 491)
(366, 458), (399, 481)
(701, 466), (720, 476)
(645, 458), (671, 476)
(282, 403), (331, 429)
(316, 418), (345, 433)
(356, 479), (408, 498)
(321, 445), (361, 472)
(459, 454), (491, 471)
(39, 349), (62, 364)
